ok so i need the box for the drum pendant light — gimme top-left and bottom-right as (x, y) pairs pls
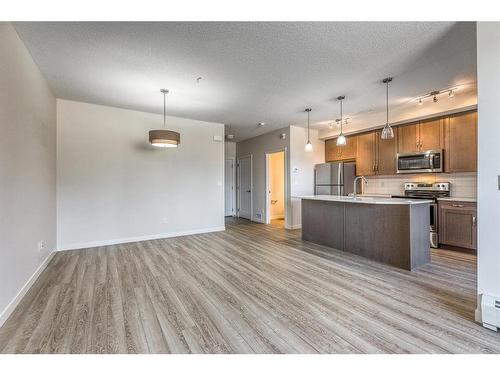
(381, 77), (394, 140)
(149, 89), (180, 148)
(336, 96), (346, 146)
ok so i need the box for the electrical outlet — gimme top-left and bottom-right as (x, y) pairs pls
(38, 240), (45, 252)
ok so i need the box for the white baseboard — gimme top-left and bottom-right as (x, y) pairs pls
(58, 226), (226, 251)
(285, 223), (302, 230)
(251, 217), (266, 224)
(0, 250), (56, 328)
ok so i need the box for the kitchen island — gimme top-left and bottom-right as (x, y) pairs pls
(297, 195), (431, 270)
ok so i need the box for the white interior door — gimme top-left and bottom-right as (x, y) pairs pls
(224, 158), (234, 216)
(238, 155), (252, 220)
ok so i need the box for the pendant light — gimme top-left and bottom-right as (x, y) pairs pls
(336, 96), (346, 146)
(304, 108), (313, 152)
(149, 89), (180, 148)
(381, 77), (394, 140)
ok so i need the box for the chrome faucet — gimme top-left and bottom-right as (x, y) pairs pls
(353, 176), (367, 199)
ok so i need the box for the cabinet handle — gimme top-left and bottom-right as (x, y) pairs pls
(452, 204), (465, 208)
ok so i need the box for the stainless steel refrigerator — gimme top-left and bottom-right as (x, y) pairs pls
(314, 162), (358, 196)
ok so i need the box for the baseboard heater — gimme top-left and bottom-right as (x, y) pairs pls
(480, 294), (500, 331)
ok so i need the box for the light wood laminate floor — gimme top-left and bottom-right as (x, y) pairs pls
(1, 218), (499, 353)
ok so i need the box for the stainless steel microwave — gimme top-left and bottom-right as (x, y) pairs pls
(396, 150), (443, 174)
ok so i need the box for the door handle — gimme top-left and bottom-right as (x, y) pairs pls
(473, 216), (477, 225)
(246, 190), (251, 193)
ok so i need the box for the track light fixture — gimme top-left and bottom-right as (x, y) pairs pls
(415, 87), (458, 106)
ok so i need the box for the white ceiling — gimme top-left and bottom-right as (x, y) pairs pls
(13, 22), (477, 141)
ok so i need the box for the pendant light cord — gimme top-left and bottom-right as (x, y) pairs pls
(307, 110), (310, 142)
(163, 91), (166, 129)
(386, 79), (389, 125)
(340, 99), (343, 135)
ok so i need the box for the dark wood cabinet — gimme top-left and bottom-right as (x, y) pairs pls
(439, 200), (477, 250)
(397, 123), (420, 153)
(444, 111), (477, 172)
(376, 130), (397, 175)
(325, 135), (357, 162)
(325, 110), (477, 176)
(397, 119), (444, 153)
(356, 131), (396, 176)
(419, 118), (444, 151)
(355, 132), (376, 176)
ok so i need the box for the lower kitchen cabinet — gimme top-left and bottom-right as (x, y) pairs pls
(439, 200), (477, 250)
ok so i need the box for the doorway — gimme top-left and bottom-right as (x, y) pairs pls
(266, 150), (286, 228)
(224, 158), (235, 216)
(237, 155), (252, 220)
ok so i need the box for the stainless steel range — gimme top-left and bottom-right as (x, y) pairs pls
(392, 182), (450, 248)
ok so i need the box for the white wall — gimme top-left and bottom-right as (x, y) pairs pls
(0, 23), (56, 325)
(476, 22), (500, 310)
(57, 99), (225, 250)
(236, 127), (290, 224)
(289, 126), (325, 228)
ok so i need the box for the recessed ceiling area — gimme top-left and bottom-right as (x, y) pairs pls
(13, 22), (477, 141)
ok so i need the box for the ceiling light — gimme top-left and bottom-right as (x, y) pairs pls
(433, 95), (438, 103)
(336, 96), (347, 146)
(418, 98), (423, 106)
(304, 108), (313, 152)
(258, 122), (265, 127)
(381, 78), (394, 140)
(149, 89), (180, 148)
(448, 90), (455, 98)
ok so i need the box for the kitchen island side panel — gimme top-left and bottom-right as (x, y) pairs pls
(301, 199), (344, 250)
(409, 204), (431, 268)
(343, 203), (411, 270)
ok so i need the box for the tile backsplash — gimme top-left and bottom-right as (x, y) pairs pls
(363, 172), (477, 198)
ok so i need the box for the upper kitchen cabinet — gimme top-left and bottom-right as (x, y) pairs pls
(444, 111), (477, 172)
(356, 130), (397, 176)
(397, 119), (444, 154)
(325, 135), (357, 162)
(397, 123), (419, 153)
(356, 132), (376, 176)
(376, 130), (397, 175)
(419, 118), (445, 151)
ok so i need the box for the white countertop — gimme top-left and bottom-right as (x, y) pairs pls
(437, 197), (477, 203)
(294, 195), (432, 205)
